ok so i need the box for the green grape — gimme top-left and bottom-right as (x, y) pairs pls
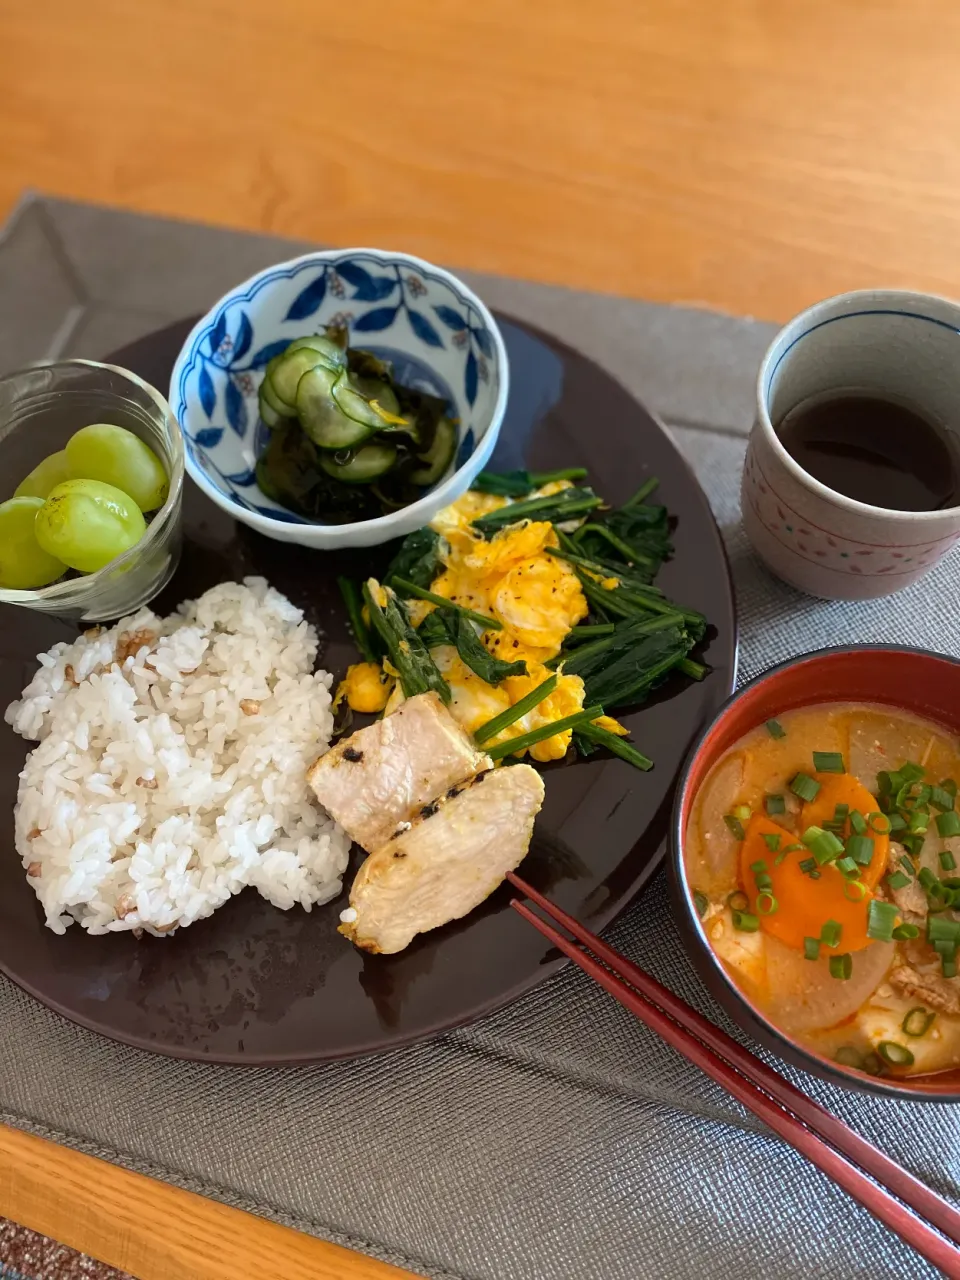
(65, 424), (168, 512)
(36, 480), (146, 573)
(0, 497), (67, 589)
(14, 450), (74, 499)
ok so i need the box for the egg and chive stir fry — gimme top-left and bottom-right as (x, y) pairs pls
(336, 468), (709, 769)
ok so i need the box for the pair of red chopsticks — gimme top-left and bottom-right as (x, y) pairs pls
(507, 870), (960, 1277)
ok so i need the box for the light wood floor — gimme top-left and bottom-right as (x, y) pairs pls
(3, 0), (960, 323)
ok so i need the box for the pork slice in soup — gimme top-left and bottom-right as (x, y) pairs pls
(686, 702), (960, 1078)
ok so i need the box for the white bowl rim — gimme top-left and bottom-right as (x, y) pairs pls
(170, 246), (511, 538)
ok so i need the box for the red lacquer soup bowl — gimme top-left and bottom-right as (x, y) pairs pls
(669, 646), (960, 1100)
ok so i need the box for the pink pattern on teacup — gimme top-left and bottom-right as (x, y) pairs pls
(742, 444), (958, 579)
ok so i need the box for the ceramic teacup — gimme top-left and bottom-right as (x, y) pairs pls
(742, 289), (960, 600)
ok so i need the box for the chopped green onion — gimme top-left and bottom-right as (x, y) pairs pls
(836, 856), (858, 878)
(941, 778), (958, 799)
(765, 718), (786, 740)
(813, 751), (845, 774)
(866, 812), (891, 834)
(749, 859), (766, 873)
(849, 810), (867, 836)
(927, 916), (960, 942)
(892, 923), (920, 940)
(867, 899), (899, 942)
(754, 871), (773, 892)
(790, 772), (820, 802)
(902, 1007), (935, 1038)
(756, 891), (778, 915)
(803, 937), (821, 961)
(774, 849), (790, 866)
(693, 890), (709, 918)
(834, 1045), (863, 1069)
(941, 851), (958, 872)
(908, 810), (929, 835)
(829, 954), (853, 981)
(762, 833), (781, 853)
(845, 835), (875, 867)
(918, 866), (939, 892)
(900, 761), (926, 783)
(877, 1041), (914, 1067)
(484, 705), (603, 760)
(899, 854), (917, 876)
(390, 577), (503, 630)
(843, 880), (867, 902)
(930, 785), (955, 812)
(944, 957), (958, 979)
(731, 910), (760, 933)
(901, 833), (925, 858)
(727, 890), (750, 912)
(888, 813), (907, 833)
(936, 810), (960, 838)
(877, 769), (897, 797)
(820, 919), (842, 949)
(887, 871), (911, 891)
(732, 805), (752, 822)
(474, 675), (559, 744)
(802, 825), (844, 865)
(783, 843), (805, 852)
(834, 803), (850, 820)
(724, 815), (746, 840)
(764, 793), (786, 816)
(798, 856), (818, 876)
(861, 1051), (883, 1076)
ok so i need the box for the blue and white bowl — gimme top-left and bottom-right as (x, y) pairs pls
(169, 249), (509, 548)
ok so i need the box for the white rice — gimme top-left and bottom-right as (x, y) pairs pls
(5, 577), (350, 936)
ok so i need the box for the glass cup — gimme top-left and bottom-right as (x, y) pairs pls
(0, 360), (184, 621)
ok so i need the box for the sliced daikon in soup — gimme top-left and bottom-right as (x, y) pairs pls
(847, 710), (954, 791)
(764, 933), (893, 1033)
(857, 991), (960, 1075)
(695, 750), (744, 886)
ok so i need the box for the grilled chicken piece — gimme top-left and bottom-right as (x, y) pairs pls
(339, 763), (545, 954)
(307, 692), (491, 853)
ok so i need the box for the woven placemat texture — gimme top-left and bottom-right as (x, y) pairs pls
(0, 196), (958, 1280)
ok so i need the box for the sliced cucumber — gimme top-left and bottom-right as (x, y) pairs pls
(258, 392), (286, 429)
(411, 416), (457, 486)
(270, 347), (334, 408)
(260, 367), (297, 418)
(319, 441), (398, 483)
(332, 372), (411, 430)
(296, 366), (375, 450)
(286, 334), (346, 372)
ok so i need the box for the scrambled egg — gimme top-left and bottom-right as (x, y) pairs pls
(337, 662), (394, 714)
(343, 487), (626, 758)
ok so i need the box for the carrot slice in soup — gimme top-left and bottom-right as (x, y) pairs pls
(738, 813), (874, 953)
(800, 773), (888, 889)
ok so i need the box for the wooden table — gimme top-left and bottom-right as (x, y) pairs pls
(1, 1), (959, 1276)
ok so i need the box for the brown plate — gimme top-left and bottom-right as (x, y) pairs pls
(0, 315), (736, 1063)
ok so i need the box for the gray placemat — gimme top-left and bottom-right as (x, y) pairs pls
(1, 194), (958, 1280)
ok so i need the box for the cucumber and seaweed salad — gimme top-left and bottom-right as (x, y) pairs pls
(256, 325), (458, 523)
(337, 468), (710, 771)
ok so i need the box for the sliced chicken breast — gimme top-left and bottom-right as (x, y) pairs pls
(307, 691), (491, 852)
(340, 763), (545, 953)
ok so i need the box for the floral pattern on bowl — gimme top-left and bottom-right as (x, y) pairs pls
(170, 249), (508, 548)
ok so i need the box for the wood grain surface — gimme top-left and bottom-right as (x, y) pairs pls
(0, 2), (957, 1277)
(0, 1124), (419, 1280)
(3, 0), (960, 322)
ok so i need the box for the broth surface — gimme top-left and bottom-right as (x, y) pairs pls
(686, 702), (960, 1078)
